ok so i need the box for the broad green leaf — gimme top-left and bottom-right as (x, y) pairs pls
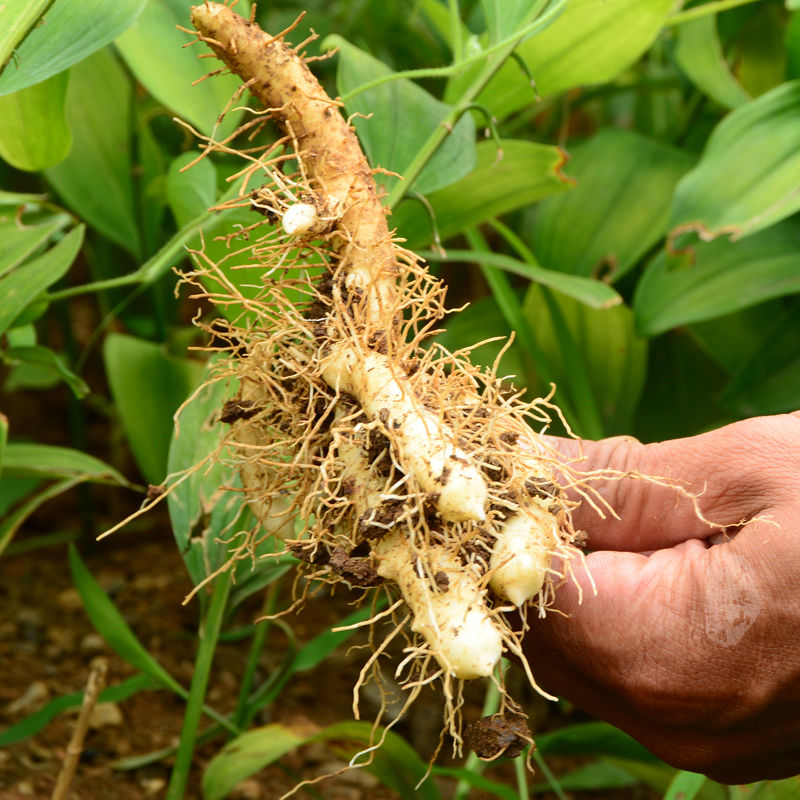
(529, 129), (694, 281)
(0, 477), (80, 556)
(137, 116), (168, 256)
(393, 139), (572, 249)
(203, 720), (441, 800)
(330, 34), (476, 196)
(2, 442), (128, 485)
(634, 222), (800, 337)
(45, 49), (140, 256)
(167, 361), (233, 583)
(422, 248), (621, 309)
(481, 0), (542, 44)
(669, 81), (800, 241)
(735, 778), (800, 800)
(434, 294), (528, 388)
(115, 0), (246, 139)
(720, 305), (800, 417)
(431, 766), (518, 800)
(0, 224), (83, 337)
(3, 345), (89, 397)
(665, 771), (707, 800)
(674, 16), (750, 109)
(735, 3), (786, 99)
(0, 0), (52, 73)
(459, 0), (674, 120)
(0, 0), (146, 96)
(0, 190), (47, 205)
(0, 674), (155, 748)
(104, 333), (204, 485)
(0, 213), (66, 279)
(531, 761), (637, 792)
(166, 151), (217, 229)
(0, 71), (70, 170)
(0, 413), (7, 477)
(536, 721), (660, 762)
(523, 286), (647, 434)
(68, 545), (183, 693)
(634, 332), (730, 443)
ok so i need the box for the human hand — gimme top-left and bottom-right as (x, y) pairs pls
(524, 413), (800, 783)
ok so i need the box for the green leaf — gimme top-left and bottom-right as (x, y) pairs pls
(536, 721), (660, 762)
(531, 760), (638, 792)
(103, 333), (204, 485)
(481, 0), (543, 44)
(674, 15), (750, 109)
(68, 545), (183, 693)
(421, 248), (621, 309)
(0, 413), (7, 478)
(0, 224), (83, 337)
(0, 673), (155, 748)
(45, 48), (140, 256)
(115, 0), (246, 139)
(669, 80), (800, 242)
(665, 771), (707, 800)
(0, 477), (81, 557)
(166, 361), (233, 583)
(0, 71), (70, 170)
(0, 0), (52, 73)
(330, 34), (476, 196)
(464, 0), (674, 120)
(3, 345), (89, 397)
(166, 152), (217, 229)
(0, 0), (146, 96)
(203, 720), (441, 800)
(137, 117), (168, 256)
(523, 286), (647, 434)
(720, 305), (800, 417)
(2, 442), (128, 484)
(529, 129), (694, 281)
(394, 139), (572, 249)
(634, 222), (800, 337)
(0, 212), (66, 280)
(432, 766), (519, 800)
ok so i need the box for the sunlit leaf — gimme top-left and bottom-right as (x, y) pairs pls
(2, 442), (128, 485)
(0, 213), (66, 280)
(674, 15), (750, 109)
(202, 720), (441, 800)
(481, 0), (543, 44)
(0, 0), (52, 74)
(0, 71), (71, 171)
(669, 81), (800, 242)
(45, 49), (140, 256)
(329, 34), (476, 196)
(664, 771), (707, 800)
(394, 139), (572, 249)
(456, 0), (674, 120)
(529, 128), (693, 281)
(115, 0), (246, 139)
(0, 0), (146, 95)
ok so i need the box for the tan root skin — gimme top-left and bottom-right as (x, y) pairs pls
(186, 2), (581, 754)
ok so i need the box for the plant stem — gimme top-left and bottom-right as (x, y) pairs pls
(667, 0), (761, 26)
(448, 0), (463, 62)
(514, 751), (529, 800)
(165, 572), (232, 800)
(232, 578), (282, 730)
(532, 748), (568, 800)
(453, 675), (502, 800)
(386, 0), (567, 209)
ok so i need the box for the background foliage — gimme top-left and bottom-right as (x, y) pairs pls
(2, 0), (800, 798)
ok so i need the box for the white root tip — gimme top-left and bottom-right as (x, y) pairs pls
(437, 467), (488, 522)
(281, 203), (319, 235)
(489, 511), (555, 607)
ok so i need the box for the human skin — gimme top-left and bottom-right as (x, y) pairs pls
(524, 412), (800, 783)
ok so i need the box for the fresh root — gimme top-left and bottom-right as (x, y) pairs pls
(181, 1), (585, 761)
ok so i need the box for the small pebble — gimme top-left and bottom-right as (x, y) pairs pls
(80, 633), (107, 654)
(6, 681), (49, 715)
(140, 777), (167, 795)
(89, 702), (124, 728)
(229, 778), (262, 799)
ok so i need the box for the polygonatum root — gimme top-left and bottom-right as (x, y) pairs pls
(187, 1), (580, 758)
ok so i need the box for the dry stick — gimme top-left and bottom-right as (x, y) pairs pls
(51, 658), (107, 800)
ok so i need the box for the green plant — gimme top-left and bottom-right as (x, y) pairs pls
(3, 1), (800, 798)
